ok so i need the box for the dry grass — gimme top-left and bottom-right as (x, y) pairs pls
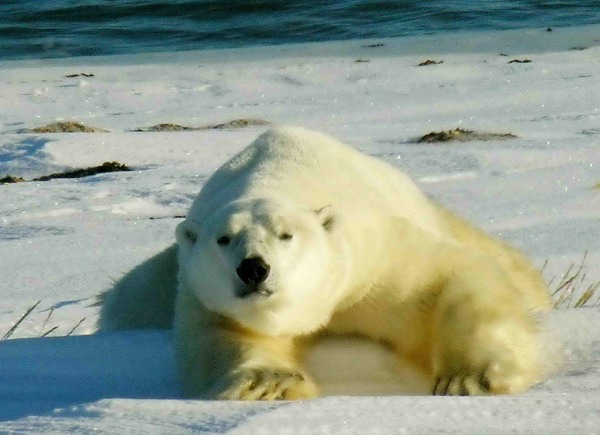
(2, 162), (131, 185)
(27, 121), (108, 133)
(1, 301), (40, 340)
(416, 128), (518, 143)
(1, 301), (86, 340)
(133, 118), (271, 132)
(547, 251), (600, 308)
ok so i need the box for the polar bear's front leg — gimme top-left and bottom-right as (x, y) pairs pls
(177, 328), (318, 400)
(174, 288), (318, 400)
(208, 329), (318, 400)
(431, 252), (544, 396)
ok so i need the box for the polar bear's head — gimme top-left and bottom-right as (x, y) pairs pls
(175, 198), (342, 335)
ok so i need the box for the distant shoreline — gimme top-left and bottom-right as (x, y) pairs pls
(1, 23), (599, 69)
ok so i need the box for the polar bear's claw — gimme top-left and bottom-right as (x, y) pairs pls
(218, 368), (316, 401)
(433, 372), (491, 396)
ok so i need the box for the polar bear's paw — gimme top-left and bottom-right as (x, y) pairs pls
(217, 368), (319, 401)
(432, 360), (536, 396)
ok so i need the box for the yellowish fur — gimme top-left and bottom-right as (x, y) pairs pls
(98, 127), (552, 399)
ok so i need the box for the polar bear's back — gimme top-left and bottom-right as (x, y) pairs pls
(190, 127), (444, 236)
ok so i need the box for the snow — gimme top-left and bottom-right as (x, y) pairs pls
(1, 25), (599, 433)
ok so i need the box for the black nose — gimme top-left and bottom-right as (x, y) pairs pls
(236, 257), (270, 285)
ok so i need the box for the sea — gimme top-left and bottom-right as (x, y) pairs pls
(1, 0), (599, 60)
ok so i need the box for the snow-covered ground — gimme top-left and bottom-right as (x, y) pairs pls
(0, 25), (599, 433)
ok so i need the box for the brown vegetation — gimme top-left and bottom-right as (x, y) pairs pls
(417, 128), (517, 143)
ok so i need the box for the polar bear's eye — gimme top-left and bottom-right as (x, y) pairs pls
(184, 230), (197, 243)
(217, 236), (231, 246)
(279, 233), (293, 241)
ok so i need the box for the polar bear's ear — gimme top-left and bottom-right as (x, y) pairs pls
(314, 206), (336, 232)
(176, 220), (201, 247)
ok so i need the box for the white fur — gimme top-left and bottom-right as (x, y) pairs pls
(99, 127), (552, 399)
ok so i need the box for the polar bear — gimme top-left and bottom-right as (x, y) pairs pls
(98, 127), (552, 399)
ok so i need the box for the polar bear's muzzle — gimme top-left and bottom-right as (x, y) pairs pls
(235, 256), (273, 298)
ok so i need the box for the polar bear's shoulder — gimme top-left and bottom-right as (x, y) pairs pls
(224, 127), (356, 170)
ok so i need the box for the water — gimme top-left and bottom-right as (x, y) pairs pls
(0, 0), (598, 60)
